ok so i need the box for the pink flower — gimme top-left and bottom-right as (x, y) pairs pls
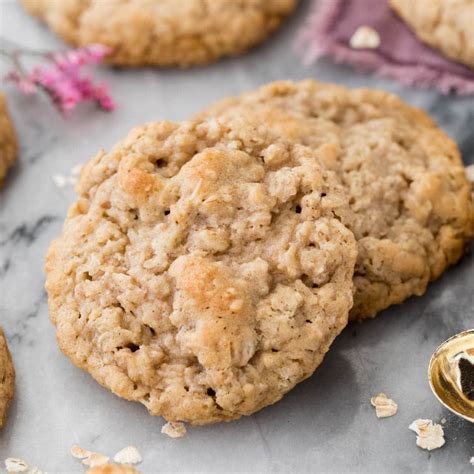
(3, 41), (115, 115)
(84, 44), (113, 62)
(92, 83), (116, 111)
(51, 44), (112, 71)
(5, 71), (37, 94)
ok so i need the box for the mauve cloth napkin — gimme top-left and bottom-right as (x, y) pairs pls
(299, 0), (474, 95)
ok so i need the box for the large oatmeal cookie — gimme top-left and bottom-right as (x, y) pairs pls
(0, 94), (17, 187)
(390, 0), (474, 69)
(0, 328), (15, 427)
(199, 80), (474, 320)
(45, 116), (357, 425)
(21, 0), (297, 67)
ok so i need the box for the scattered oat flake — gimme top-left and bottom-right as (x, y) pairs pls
(70, 444), (91, 459)
(370, 392), (398, 418)
(70, 446), (109, 468)
(161, 421), (187, 438)
(5, 458), (28, 472)
(113, 446), (142, 465)
(53, 174), (68, 188)
(409, 419), (445, 451)
(53, 165), (81, 189)
(71, 164), (82, 175)
(350, 26), (381, 49)
(441, 417), (447, 424)
(470, 456), (474, 466)
(82, 453), (110, 468)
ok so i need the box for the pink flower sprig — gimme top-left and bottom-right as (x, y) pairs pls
(1, 39), (116, 115)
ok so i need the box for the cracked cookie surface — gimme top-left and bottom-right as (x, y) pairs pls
(390, 0), (474, 69)
(45, 116), (357, 424)
(199, 80), (474, 320)
(0, 94), (17, 187)
(21, 0), (297, 67)
(0, 327), (15, 427)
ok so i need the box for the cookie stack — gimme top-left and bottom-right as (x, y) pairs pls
(43, 80), (474, 427)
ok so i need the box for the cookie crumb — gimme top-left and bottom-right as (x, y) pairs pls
(113, 446), (142, 465)
(350, 26), (381, 49)
(409, 419), (445, 451)
(5, 458), (28, 473)
(161, 421), (187, 438)
(370, 393), (398, 418)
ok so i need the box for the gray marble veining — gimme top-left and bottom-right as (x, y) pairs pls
(0, 0), (473, 472)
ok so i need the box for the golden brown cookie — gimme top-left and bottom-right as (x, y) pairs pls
(0, 327), (15, 427)
(21, 0), (297, 67)
(45, 116), (357, 425)
(390, 0), (474, 69)
(198, 80), (474, 320)
(0, 94), (17, 187)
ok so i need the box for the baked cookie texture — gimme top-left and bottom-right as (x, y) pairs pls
(199, 80), (474, 320)
(390, 0), (474, 69)
(87, 465), (140, 474)
(21, 0), (297, 67)
(0, 327), (15, 427)
(0, 93), (17, 187)
(45, 116), (357, 425)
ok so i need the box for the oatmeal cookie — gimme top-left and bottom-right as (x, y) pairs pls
(0, 94), (17, 187)
(21, 0), (297, 67)
(198, 80), (474, 320)
(45, 116), (357, 425)
(0, 328), (15, 427)
(390, 0), (474, 69)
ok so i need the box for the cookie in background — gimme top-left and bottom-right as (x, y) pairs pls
(21, 0), (297, 67)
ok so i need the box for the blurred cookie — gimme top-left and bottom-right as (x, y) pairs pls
(0, 94), (17, 187)
(199, 80), (474, 320)
(390, 0), (474, 68)
(21, 0), (297, 67)
(45, 116), (357, 425)
(0, 327), (15, 427)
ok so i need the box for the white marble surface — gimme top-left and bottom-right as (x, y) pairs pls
(1, 0), (473, 472)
